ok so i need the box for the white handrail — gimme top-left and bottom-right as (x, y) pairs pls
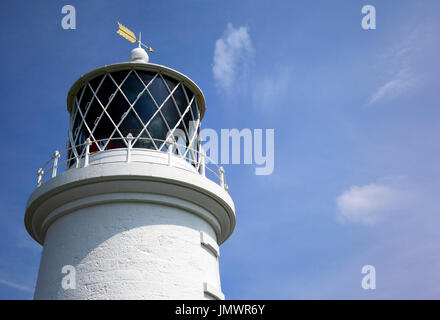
(84, 138), (91, 167)
(35, 137), (227, 191)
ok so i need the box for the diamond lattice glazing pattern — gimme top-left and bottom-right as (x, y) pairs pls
(68, 69), (201, 166)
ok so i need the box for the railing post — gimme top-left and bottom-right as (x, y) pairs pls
(126, 133), (133, 162)
(84, 138), (91, 167)
(199, 151), (206, 177)
(168, 142), (174, 167)
(37, 168), (43, 187)
(219, 166), (225, 189)
(51, 150), (60, 178)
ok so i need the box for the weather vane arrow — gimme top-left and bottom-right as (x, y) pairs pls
(116, 22), (154, 53)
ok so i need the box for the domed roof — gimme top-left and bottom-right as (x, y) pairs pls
(130, 47), (149, 63)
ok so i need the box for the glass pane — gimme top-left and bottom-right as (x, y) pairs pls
(160, 98), (180, 130)
(133, 91), (157, 124)
(110, 70), (129, 86)
(75, 85), (86, 107)
(118, 110), (144, 138)
(77, 129), (87, 146)
(97, 74), (118, 105)
(175, 121), (190, 148)
(133, 131), (155, 149)
(163, 75), (178, 92)
(185, 105), (196, 138)
(121, 72), (144, 104)
(147, 113), (168, 146)
(106, 90), (130, 125)
(89, 75), (104, 93)
(137, 71), (155, 87)
(172, 84), (187, 115)
(85, 98), (102, 133)
(176, 134), (187, 156)
(183, 85), (194, 106)
(79, 85), (93, 114)
(186, 99), (197, 124)
(72, 107), (83, 142)
(191, 98), (200, 121)
(108, 132), (126, 150)
(93, 113), (114, 145)
(182, 100), (194, 140)
(74, 127), (87, 156)
(147, 76), (169, 107)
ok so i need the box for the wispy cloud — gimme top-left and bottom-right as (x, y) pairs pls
(0, 278), (34, 293)
(213, 23), (254, 95)
(252, 65), (293, 109)
(368, 28), (423, 105)
(369, 68), (417, 105)
(336, 179), (409, 225)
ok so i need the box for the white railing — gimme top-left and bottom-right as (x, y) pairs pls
(36, 135), (228, 191)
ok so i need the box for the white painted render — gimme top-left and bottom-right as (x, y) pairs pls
(26, 150), (235, 300)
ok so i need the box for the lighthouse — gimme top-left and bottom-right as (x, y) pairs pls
(24, 30), (236, 299)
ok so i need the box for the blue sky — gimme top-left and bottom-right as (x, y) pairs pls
(1, 0), (440, 299)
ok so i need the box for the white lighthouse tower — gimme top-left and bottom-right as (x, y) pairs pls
(24, 34), (235, 299)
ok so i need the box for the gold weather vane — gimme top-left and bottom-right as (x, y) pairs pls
(116, 22), (155, 53)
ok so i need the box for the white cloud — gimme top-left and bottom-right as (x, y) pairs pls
(213, 23), (253, 94)
(336, 182), (403, 225)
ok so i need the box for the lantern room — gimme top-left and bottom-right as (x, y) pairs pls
(66, 52), (206, 167)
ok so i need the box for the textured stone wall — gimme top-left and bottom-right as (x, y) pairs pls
(34, 200), (222, 300)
